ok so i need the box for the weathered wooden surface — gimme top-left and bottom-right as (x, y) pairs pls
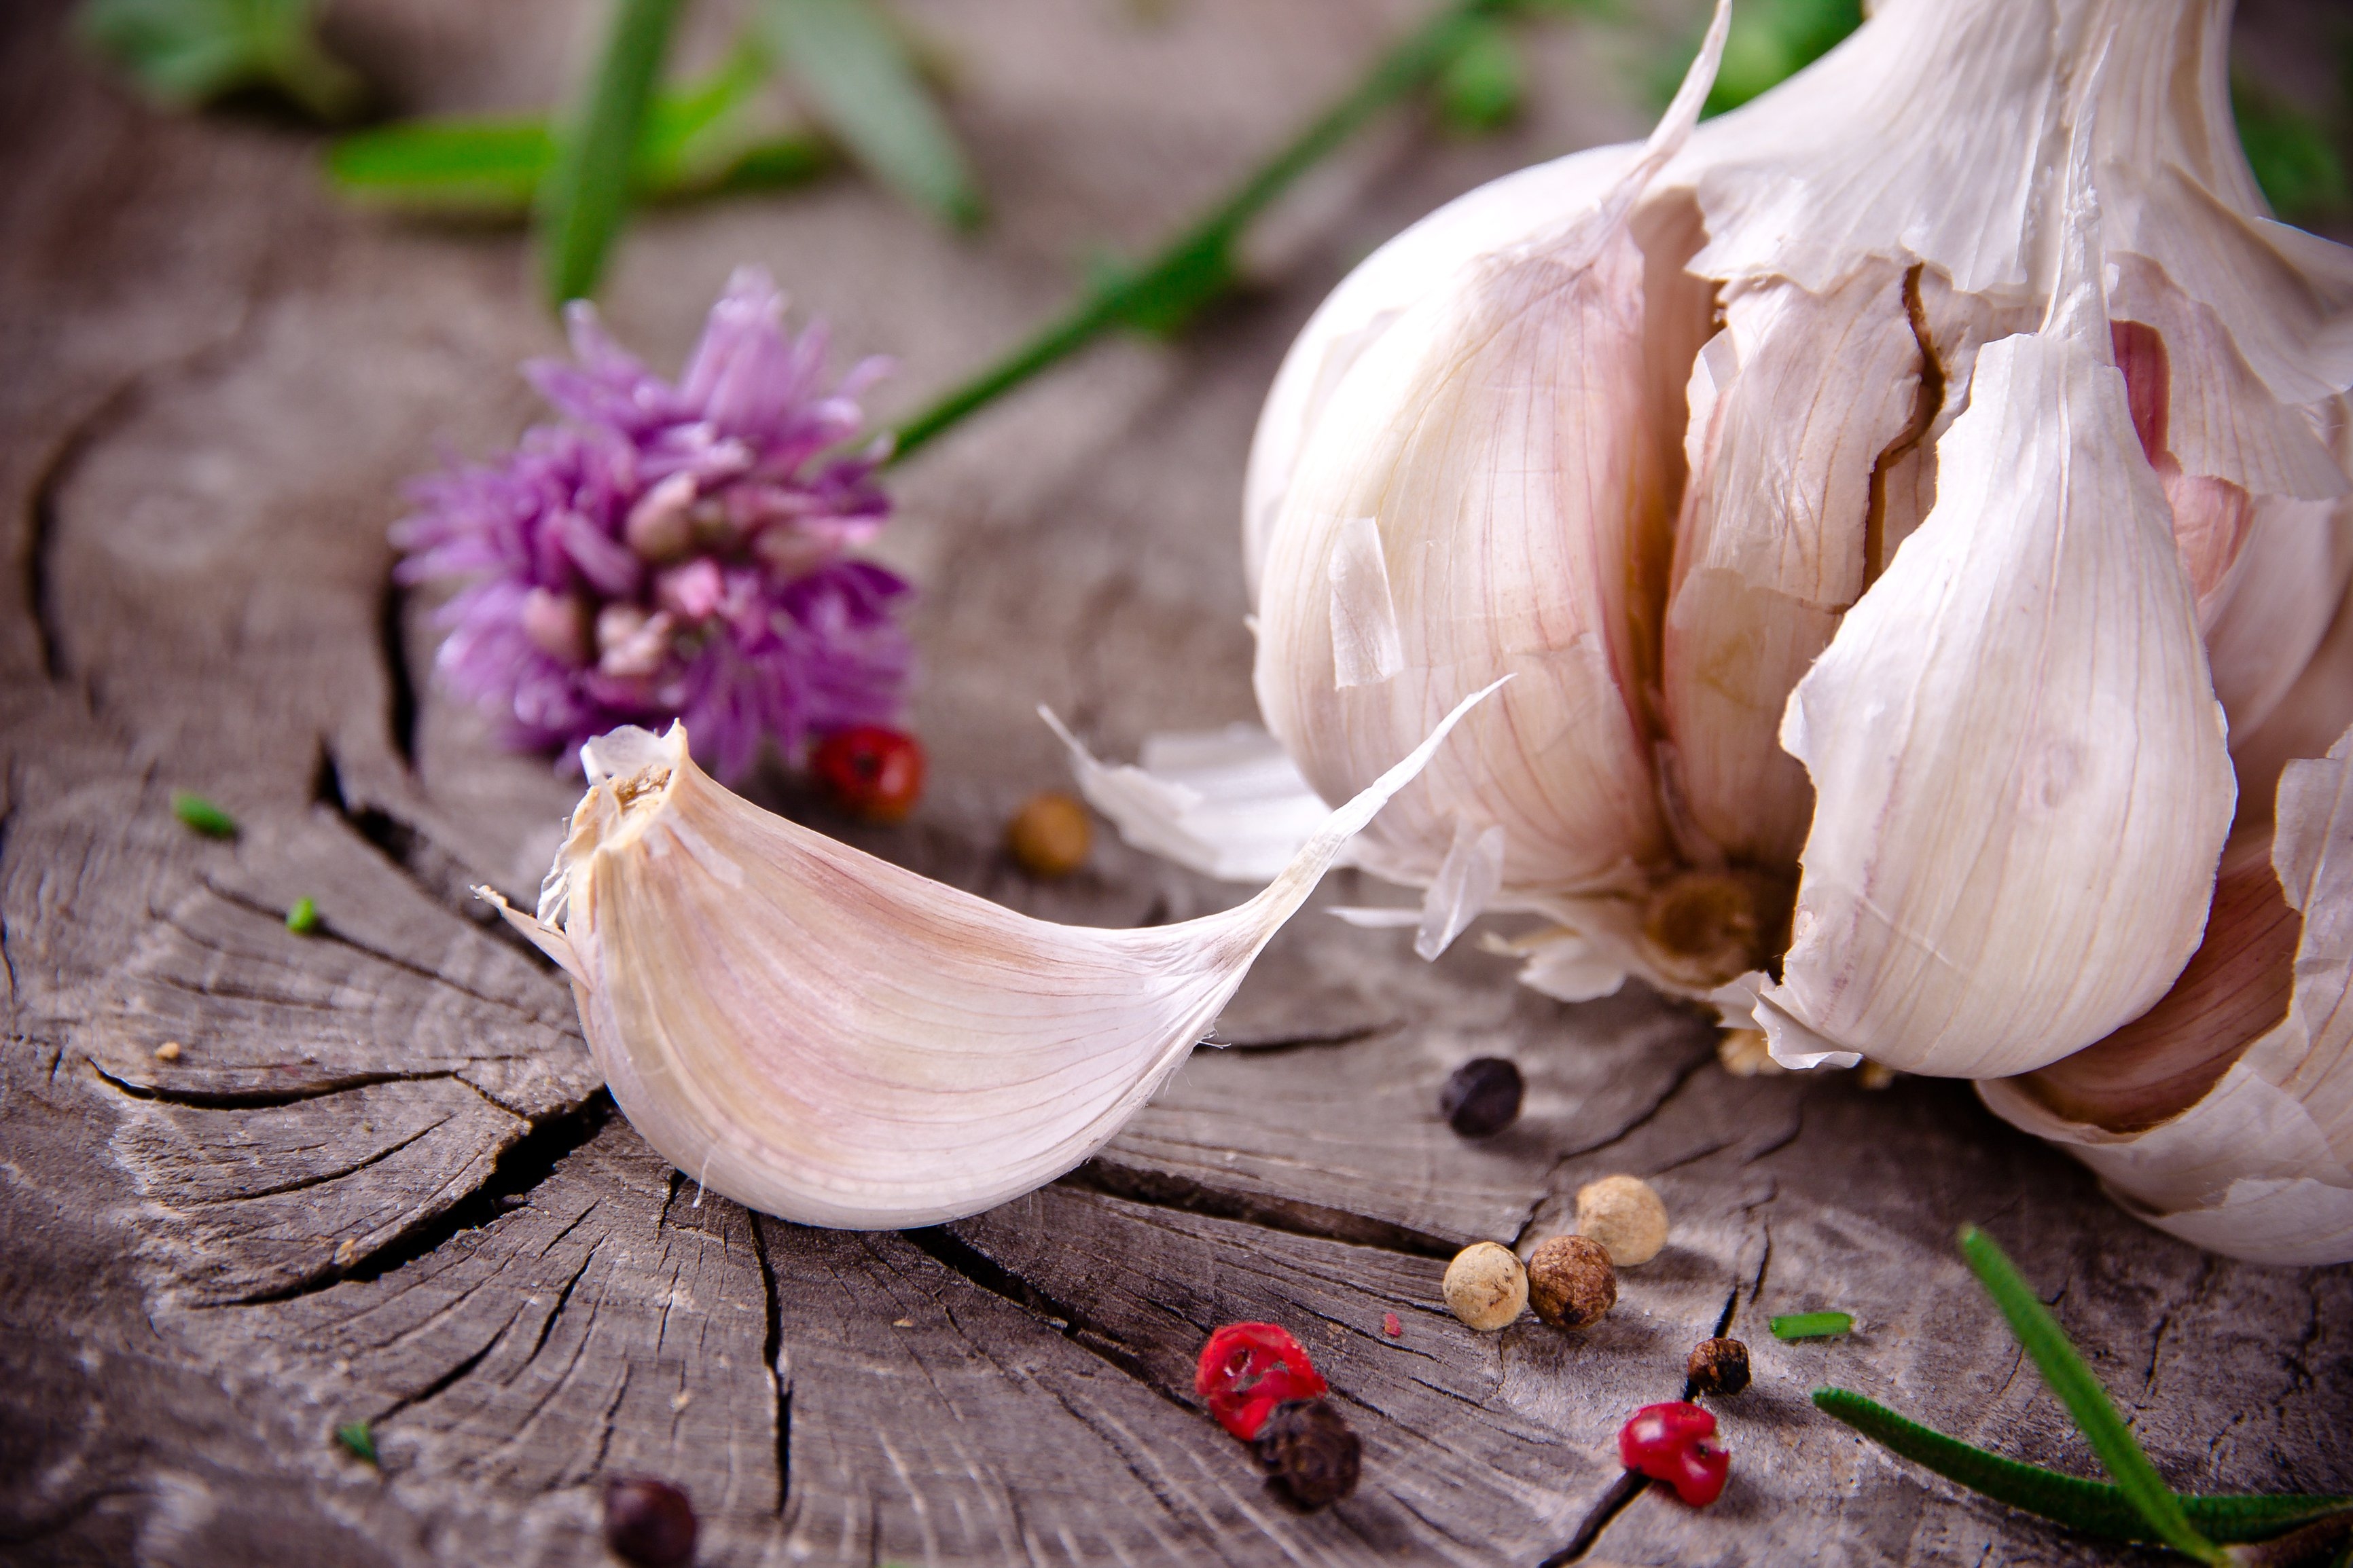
(1, 1), (2348, 1564)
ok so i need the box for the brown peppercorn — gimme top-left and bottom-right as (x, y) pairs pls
(1250, 1398), (1361, 1510)
(603, 1476), (697, 1568)
(1686, 1336), (1751, 1396)
(1525, 1234), (1616, 1332)
(1007, 791), (1092, 878)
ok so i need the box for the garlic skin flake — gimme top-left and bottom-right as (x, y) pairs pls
(486, 689), (1496, 1230)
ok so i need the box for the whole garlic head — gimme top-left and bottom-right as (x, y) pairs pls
(1235, 0), (2353, 1079)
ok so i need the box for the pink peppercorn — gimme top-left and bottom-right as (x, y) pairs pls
(1619, 1401), (1729, 1507)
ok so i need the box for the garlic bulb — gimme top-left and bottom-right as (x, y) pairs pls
(1063, 0), (2353, 1258)
(484, 688), (1496, 1229)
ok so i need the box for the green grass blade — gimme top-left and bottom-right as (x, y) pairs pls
(634, 37), (769, 188)
(328, 119), (552, 208)
(1435, 14), (1524, 134)
(1958, 1226), (2223, 1563)
(1814, 1389), (2351, 1545)
(758, 0), (982, 227)
(1771, 1311), (1854, 1340)
(538, 0), (682, 306)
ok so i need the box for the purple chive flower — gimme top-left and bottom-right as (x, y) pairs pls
(391, 267), (913, 783)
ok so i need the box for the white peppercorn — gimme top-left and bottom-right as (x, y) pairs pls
(1441, 1241), (1527, 1331)
(1575, 1173), (1669, 1266)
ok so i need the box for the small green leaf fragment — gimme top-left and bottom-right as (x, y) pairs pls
(286, 896), (321, 934)
(1958, 1226), (2224, 1564)
(334, 1420), (378, 1464)
(172, 791), (238, 839)
(538, 0), (683, 306)
(758, 0), (983, 227)
(1770, 1310), (1854, 1341)
(1435, 16), (1524, 135)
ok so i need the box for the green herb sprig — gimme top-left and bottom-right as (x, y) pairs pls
(1816, 1226), (2352, 1564)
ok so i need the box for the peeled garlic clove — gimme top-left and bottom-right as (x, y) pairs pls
(1251, 1), (1729, 905)
(484, 689), (1497, 1230)
(1760, 137), (2236, 1080)
(1981, 723), (2353, 1265)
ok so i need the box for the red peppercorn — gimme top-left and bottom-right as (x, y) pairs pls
(1619, 1401), (1729, 1507)
(1195, 1322), (1329, 1440)
(812, 725), (924, 822)
(603, 1476), (698, 1567)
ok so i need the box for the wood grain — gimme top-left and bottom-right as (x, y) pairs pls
(1, 0), (2348, 1563)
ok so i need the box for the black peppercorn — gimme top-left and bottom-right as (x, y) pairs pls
(1687, 1336), (1751, 1397)
(1439, 1057), (1523, 1137)
(603, 1476), (698, 1568)
(1251, 1398), (1361, 1510)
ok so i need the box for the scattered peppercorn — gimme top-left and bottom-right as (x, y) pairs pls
(154, 1040), (183, 1062)
(1006, 791), (1091, 877)
(812, 725), (925, 822)
(1619, 1401), (1729, 1507)
(1382, 1311), (1402, 1338)
(1196, 1322), (1328, 1440)
(1441, 1241), (1528, 1331)
(1575, 1173), (1669, 1266)
(603, 1476), (698, 1568)
(1526, 1234), (1616, 1332)
(1439, 1056), (1523, 1137)
(334, 1420), (377, 1464)
(1250, 1398), (1361, 1510)
(171, 790), (238, 839)
(1686, 1336), (1751, 1397)
(1715, 1028), (1783, 1077)
(286, 896), (322, 934)
(1770, 1310), (1854, 1341)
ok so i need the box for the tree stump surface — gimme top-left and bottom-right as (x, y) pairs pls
(2, 1), (2347, 1564)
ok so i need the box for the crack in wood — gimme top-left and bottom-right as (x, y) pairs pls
(313, 748), (558, 973)
(1537, 1468), (1647, 1567)
(93, 1060), (465, 1110)
(1069, 1158), (1459, 1258)
(749, 1213), (791, 1517)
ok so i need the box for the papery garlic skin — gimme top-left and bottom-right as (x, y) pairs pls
(486, 689), (1496, 1230)
(1250, 0), (1729, 909)
(1982, 725), (2353, 1266)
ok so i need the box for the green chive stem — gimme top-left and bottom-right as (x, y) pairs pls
(882, 0), (1512, 462)
(1814, 1389), (2351, 1546)
(1770, 1311), (1854, 1341)
(286, 897), (322, 934)
(1958, 1225), (2225, 1564)
(539, 0), (683, 307)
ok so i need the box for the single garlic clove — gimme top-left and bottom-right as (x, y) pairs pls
(2002, 833), (2298, 1135)
(1250, 1), (1729, 906)
(485, 687), (1501, 1230)
(1980, 722), (2353, 1265)
(1759, 129), (2236, 1080)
